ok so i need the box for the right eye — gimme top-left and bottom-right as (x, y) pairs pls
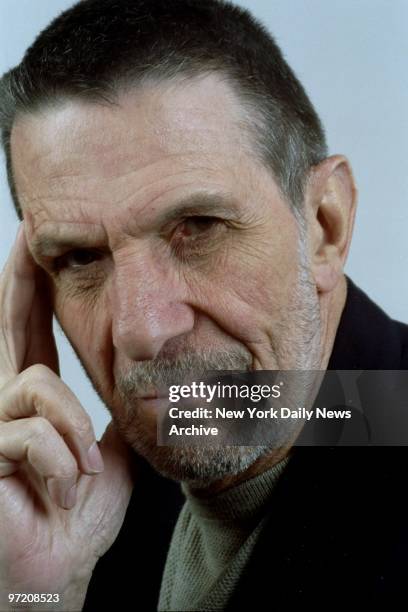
(54, 248), (104, 271)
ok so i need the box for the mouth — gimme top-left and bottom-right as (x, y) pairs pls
(138, 390), (168, 400)
(135, 395), (172, 422)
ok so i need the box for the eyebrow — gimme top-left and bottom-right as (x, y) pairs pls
(30, 223), (108, 258)
(30, 192), (240, 258)
(156, 193), (240, 226)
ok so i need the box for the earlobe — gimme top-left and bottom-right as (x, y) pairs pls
(307, 155), (357, 294)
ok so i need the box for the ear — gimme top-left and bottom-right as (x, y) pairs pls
(306, 155), (357, 293)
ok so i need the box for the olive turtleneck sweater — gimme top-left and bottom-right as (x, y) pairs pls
(158, 457), (290, 611)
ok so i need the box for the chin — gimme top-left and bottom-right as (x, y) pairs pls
(116, 412), (269, 485)
(143, 445), (272, 487)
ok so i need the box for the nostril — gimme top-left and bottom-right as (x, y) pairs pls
(112, 301), (195, 362)
(113, 330), (161, 361)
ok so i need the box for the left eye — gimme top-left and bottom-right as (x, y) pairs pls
(54, 249), (103, 270)
(176, 216), (220, 238)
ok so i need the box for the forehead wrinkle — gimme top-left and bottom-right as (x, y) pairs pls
(109, 189), (242, 244)
(12, 76), (259, 217)
(13, 75), (275, 252)
(13, 74), (252, 181)
(29, 189), (241, 259)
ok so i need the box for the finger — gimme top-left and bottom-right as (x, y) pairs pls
(0, 224), (38, 383)
(0, 224), (59, 385)
(0, 417), (78, 509)
(0, 364), (104, 476)
(23, 262), (60, 374)
(21, 221), (59, 372)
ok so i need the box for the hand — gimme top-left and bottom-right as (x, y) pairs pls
(0, 225), (135, 610)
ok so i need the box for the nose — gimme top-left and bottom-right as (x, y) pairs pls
(111, 253), (195, 361)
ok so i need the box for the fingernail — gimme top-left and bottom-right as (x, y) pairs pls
(64, 483), (77, 509)
(47, 477), (77, 509)
(87, 441), (104, 473)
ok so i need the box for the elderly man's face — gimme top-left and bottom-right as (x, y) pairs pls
(11, 74), (324, 483)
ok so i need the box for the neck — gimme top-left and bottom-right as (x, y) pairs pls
(318, 274), (348, 371)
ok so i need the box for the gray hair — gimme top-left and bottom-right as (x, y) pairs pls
(0, 0), (328, 217)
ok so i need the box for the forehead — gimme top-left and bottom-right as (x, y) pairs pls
(16, 76), (247, 158)
(11, 75), (252, 195)
(10, 73), (285, 241)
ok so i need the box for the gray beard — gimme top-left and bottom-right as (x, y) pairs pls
(113, 347), (267, 486)
(111, 241), (322, 487)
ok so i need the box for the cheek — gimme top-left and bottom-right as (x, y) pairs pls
(191, 224), (301, 334)
(54, 291), (114, 400)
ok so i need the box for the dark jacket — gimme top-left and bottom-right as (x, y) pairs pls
(84, 277), (408, 610)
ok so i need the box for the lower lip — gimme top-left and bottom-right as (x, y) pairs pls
(139, 395), (168, 401)
(137, 396), (170, 412)
(123, 398), (169, 432)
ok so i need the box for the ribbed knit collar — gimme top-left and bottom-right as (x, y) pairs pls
(182, 457), (290, 523)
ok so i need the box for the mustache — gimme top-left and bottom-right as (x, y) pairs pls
(116, 347), (252, 400)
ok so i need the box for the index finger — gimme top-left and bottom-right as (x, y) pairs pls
(0, 223), (41, 385)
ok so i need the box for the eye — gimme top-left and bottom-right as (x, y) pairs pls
(175, 216), (221, 239)
(170, 215), (227, 262)
(54, 248), (104, 271)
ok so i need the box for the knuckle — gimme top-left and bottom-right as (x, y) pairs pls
(57, 458), (78, 479)
(72, 413), (93, 438)
(30, 415), (53, 438)
(18, 365), (53, 403)
(22, 363), (53, 384)
(27, 419), (78, 477)
(18, 366), (56, 415)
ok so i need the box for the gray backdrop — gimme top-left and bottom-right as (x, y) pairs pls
(1, 0), (407, 437)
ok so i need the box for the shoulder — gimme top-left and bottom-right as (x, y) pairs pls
(394, 318), (408, 368)
(329, 276), (408, 369)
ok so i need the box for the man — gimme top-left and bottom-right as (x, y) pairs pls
(0, 0), (407, 610)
